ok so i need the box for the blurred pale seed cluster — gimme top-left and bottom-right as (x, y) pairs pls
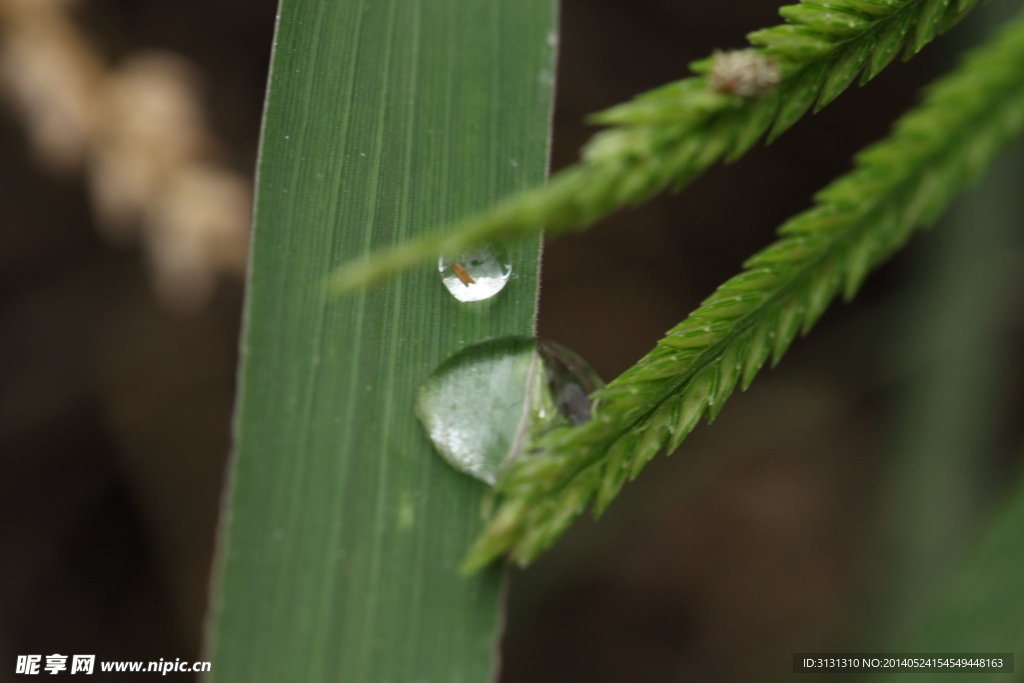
(0, 0), (251, 312)
(708, 49), (781, 97)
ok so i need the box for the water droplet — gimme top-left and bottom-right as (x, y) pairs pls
(416, 337), (603, 484)
(397, 492), (415, 530)
(438, 243), (511, 302)
(537, 340), (603, 426)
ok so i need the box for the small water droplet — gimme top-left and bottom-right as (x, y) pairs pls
(438, 242), (511, 302)
(416, 337), (603, 484)
(397, 492), (415, 530)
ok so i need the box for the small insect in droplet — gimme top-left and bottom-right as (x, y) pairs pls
(708, 49), (780, 98)
(451, 262), (476, 286)
(438, 243), (512, 302)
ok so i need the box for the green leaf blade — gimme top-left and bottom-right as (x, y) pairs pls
(206, 0), (557, 680)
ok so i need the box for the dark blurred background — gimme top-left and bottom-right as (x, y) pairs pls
(1, 0), (1021, 681)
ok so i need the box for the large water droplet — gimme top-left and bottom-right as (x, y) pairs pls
(416, 337), (603, 485)
(439, 242), (511, 302)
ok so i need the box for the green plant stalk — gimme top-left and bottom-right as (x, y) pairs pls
(327, 0), (985, 293)
(883, 45), (1024, 641)
(204, 0), (557, 680)
(465, 6), (1024, 570)
(883, 143), (1024, 639)
(881, 466), (1024, 682)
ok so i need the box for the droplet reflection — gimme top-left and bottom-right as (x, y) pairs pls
(537, 340), (603, 425)
(439, 242), (511, 302)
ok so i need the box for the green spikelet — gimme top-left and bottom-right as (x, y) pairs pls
(463, 9), (1024, 571)
(329, 0), (987, 292)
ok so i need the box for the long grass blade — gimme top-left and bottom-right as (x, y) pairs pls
(205, 0), (557, 680)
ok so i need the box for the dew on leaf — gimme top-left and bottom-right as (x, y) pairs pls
(416, 337), (604, 485)
(439, 242), (511, 302)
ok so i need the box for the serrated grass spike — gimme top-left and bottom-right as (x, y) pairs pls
(328, 0), (988, 292)
(467, 10), (1024, 568)
(907, 0), (953, 55)
(742, 324), (774, 389)
(769, 62), (831, 140)
(864, 9), (915, 81)
(816, 40), (873, 110)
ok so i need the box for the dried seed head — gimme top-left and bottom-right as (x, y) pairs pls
(708, 49), (781, 98)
